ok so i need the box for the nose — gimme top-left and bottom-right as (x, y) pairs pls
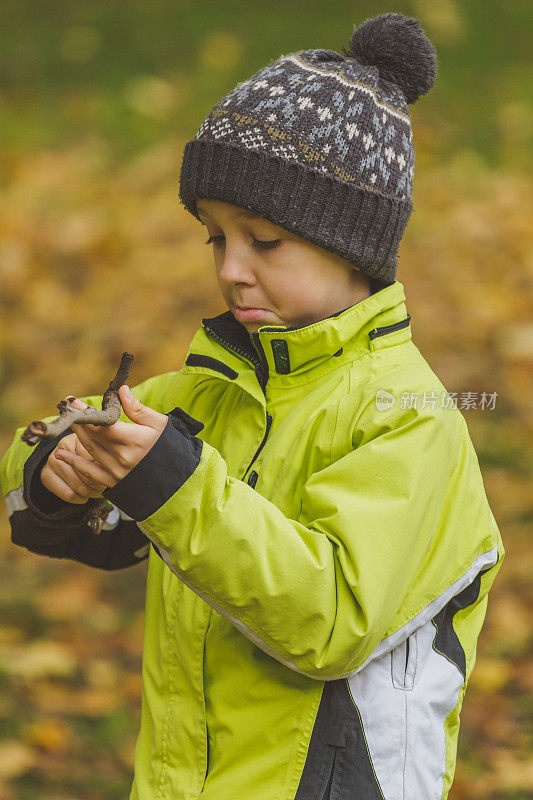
(218, 247), (255, 287)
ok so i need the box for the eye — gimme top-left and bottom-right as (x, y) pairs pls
(204, 235), (281, 250)
(252, 237), (282, 250)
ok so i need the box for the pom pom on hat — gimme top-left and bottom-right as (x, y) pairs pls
(343, 12), (437, 104)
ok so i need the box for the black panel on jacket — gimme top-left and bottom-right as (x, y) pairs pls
(431, 565), (491, 680)
(294, 679), (384, 799)
(10, 508), (150, 570)
(185, 353), (238, 380)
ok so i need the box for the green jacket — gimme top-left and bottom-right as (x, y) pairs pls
(1, 280), (504, 800)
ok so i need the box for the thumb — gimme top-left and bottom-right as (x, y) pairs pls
(119, 385), (163, 429)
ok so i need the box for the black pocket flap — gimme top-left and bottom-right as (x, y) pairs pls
(167, 407), (205, 438)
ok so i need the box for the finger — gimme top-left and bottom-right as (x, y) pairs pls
(52, 433), (77, 453)
(63, 396), (120, 438)
(59, 468), (104, 499)
(59, 456), (107, 495)
(71, 420), (133, 471)
(74, 436), (94, 460)
(73, 417), (135, 444)
(54, 448), (114, 488)
(64, 396), (86, 408)
(65, 397), (118, 444)
(50, 454), (107, 498)
(42, 464), (91, 504)
(70, 422), (113, 463)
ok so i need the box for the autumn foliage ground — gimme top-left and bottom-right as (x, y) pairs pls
(0, 2), (531, 798)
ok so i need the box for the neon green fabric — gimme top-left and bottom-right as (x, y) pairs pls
(1, 280), (504, 800)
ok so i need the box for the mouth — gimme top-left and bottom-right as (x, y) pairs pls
(233, 307), (270, 322)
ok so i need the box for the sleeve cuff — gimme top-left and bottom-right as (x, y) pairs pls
(102, 407), (204, 521)
(23, 426), (88, 521)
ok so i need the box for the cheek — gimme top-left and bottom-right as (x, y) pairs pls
(213, 261), (228, 289)
(275, 277), (329, 324)
(270, 267), (315, 305)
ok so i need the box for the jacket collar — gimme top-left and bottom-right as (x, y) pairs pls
(198, 280), (411, 389)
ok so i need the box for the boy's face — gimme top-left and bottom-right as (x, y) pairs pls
(196, 198), (372, 333)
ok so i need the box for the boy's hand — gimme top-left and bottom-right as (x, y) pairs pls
(53, 386), (169, 491)
(41, 398), (108, 504)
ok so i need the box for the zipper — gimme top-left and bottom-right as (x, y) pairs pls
(202, 322), (268, 393)
(242, 412), (273, 482)
(368, 314), (411, 340)
(201, 321), (272, 482)
(313, 744), (343, 800)
(242, 338), (272, 482)
(249, 331), (269, 393)
(327, 747), (343, 800)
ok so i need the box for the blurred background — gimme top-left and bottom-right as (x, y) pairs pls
(0, 1), (531, 798)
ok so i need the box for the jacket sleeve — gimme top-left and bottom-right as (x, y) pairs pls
(0, 370), (184, 571)
(100, 399), (505, 679)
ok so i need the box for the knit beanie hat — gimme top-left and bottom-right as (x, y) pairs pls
(178, 12), (437, 284)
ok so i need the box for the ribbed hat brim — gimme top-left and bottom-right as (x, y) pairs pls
(179, 138), (412, 282)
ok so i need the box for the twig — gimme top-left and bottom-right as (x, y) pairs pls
(20, 352), (135, 535)
(84, 498), (116, 536)
(21, 352), (134, 444)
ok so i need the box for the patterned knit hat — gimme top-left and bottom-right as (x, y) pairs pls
(178, 12), (437, 284)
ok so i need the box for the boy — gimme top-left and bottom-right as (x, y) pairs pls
(1, 13), (504, 800)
